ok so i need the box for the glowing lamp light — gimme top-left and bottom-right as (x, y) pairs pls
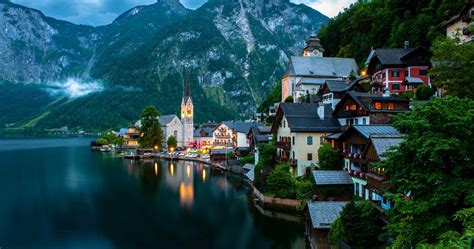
(361, 70), (367, 77)
(154, 145), (159, 150)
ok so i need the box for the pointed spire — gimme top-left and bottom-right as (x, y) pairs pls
(184, 68), (191, 98)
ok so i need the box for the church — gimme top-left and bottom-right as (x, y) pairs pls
(158, 72), (194, 148)
(281, 34), (359, 103)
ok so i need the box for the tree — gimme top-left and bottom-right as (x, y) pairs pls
(96, 129), (123, 146)
(139, 105), (164, 149)
(318, 142), (342, 170)
(430, 38), (474, 98)
(254, 142), (276, 189)
(167, 135), (177, 150)
(266, 163), (295, 198)
(328, 201), (383, 248)
(284, 96), (294, 103)
(378, 97), (474, 246)
(415, 85), (433, 100)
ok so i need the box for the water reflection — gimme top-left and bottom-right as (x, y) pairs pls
(0, 139), (306, 249)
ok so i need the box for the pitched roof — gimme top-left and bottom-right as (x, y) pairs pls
(312, 170), (353, 185)
(352, 125), (401, 140)
(335, 92), (409, 114)
(258, 126), (272, 133)
(194, 127), (213, 138)
(255, 135), (270, 143)
(307, 201), (349, 229)
(285, 56), (358, 78)
(296, 77), (327, 86)
(369, 135), (404, 160)
(404, 77), (424, 85)
(276, 103), (341, 133)
(371, 48), (415, 66)
(218, 121), (263, 134)
(159, 115), (179, 125)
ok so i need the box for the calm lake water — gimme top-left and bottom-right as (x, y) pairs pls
(0, 137), (305, 249)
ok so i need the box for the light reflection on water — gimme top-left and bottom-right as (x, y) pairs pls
(0, 137), (305, 249)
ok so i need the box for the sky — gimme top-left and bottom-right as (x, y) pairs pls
(11, 0), (356, 26)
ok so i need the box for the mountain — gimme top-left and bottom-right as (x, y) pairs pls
(0, 0), (328, 131)
(0, 0), (98, 83)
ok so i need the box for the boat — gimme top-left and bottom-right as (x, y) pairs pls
(124, 151), (136, 159)
(100, 145), (112, 152)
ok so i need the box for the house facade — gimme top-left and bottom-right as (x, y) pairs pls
(272, 103), (341, 176)
(158, 115), (183, 147)
(319, 78), (366, 110)
(444, 0), (474, 44)
(281, 35), (359, 103)
(212, 122), (233, 147)
(247, 125), (272, 165)
(193, 126), (213, 149)
(333, 92), (410, 130)
(336, 125), (401, 203)
(366, 45), (432, 94)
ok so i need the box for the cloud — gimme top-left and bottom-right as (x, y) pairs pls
(292, 0), (356, 17)
(44, 78), (104, 98)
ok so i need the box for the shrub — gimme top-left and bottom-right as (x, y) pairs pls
(415, 85), (434, 100)
(240, 155), (255, 165)
(266, 163), (295, 198)
(318, 142), (342, 170)
(95, 138), (109, 146)
(284, 96), (294, 103)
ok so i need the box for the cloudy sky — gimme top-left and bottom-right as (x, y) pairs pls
(11, 0), (355, 26)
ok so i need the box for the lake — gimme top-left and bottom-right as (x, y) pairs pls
(0, 137), (305, 249)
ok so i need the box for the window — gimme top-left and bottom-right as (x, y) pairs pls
(307, 153), (313, 161)
(391, 71), (399, 78)
(392, 83), (400, 90)
(451, 31), (455, 38)
(362, 118), (367, 125)
(350, 104), (357, 110)
(420, 69), (428, 76)
(355, 119), (359, 125)
(283, 121), (286, 128)
(374, 102), (382, 110)
(292, 136), (295, 145)
(388, 103), (395, 110)
(320, 137), (324, 145)
(292, 151), (295, 159)
(344, 105), (350, 111)
(174, 130), (178, 137)
(307, 136), (313, 145)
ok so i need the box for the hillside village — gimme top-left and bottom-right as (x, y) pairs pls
(91, 1), (474, 248)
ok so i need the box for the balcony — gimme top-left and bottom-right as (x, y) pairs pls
(276, 141), (291, 151)
(276, 156), (297, 165)
(344, 152), (366, 164)
(215, 134), (231, 139)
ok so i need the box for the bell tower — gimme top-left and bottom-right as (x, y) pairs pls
(302, 34), (324, 57)
(181, 69), (194, 147)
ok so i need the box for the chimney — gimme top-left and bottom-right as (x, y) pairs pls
(317, 103), (325, 120)
(404, 41), (410, 50)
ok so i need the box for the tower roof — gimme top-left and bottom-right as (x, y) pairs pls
(302, 34), (325, 54)
(184, 69), (191, 98)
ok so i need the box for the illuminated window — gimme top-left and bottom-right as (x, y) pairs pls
(388, 103), (395, 110)
(350, 104), (357, 110)
(345, 105), (350, 111)
(374, 102), (383, 110)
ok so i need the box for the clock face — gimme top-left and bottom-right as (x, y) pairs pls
(313, 50), (322, 56)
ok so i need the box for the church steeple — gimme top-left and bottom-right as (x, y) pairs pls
(302, 33), (324, 57)
(180, 68), (194, 147)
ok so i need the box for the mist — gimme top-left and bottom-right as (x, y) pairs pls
(44, 78), (104, 98)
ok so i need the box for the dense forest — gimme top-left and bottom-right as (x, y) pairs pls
(318, 0), (466, 65)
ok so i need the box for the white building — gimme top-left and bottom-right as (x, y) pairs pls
(281, 35), (359, 103)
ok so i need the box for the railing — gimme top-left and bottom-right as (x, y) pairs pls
(276, 156), (297, 165)
(276, 141), (291, 150)
(214, 134), (231, 139)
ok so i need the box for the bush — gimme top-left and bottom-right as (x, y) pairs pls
(167, 135), (178, 149)
(295, 178), (313, 199)
(284, 96), (294, 103)
(240, 155), (255, 165)
(329, 200), (384, 248)
(95, 138), (109, 146)
(266, 164), (295, 198)
(318, 142), (342, 170)
(398, 91), (414, 100)
(415, 85), (434, 100)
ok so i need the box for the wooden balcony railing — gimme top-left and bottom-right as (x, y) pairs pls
(276, 141), (291, 151)
(276, 156), (297, 165)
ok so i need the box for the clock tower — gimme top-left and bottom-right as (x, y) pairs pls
(302, 34), (324, 57)
(181, 70), (194, 147)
